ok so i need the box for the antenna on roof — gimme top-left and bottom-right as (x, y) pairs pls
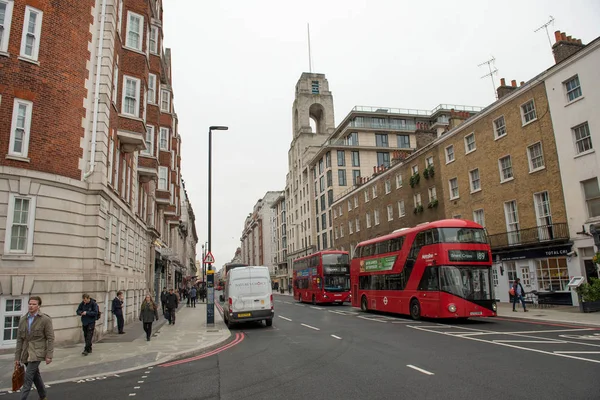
(307, 23), (313, 73)
(534, 16), (555, 49)
(478, 56), (498, 100)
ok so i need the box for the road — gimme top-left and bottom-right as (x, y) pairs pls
(4, 294), (599, 399)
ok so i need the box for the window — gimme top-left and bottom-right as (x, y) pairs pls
(398, 201), (405, 217)
(537, 258), (569, 292)
(492, 267), (499, 287)
(159, 127), (169, 151)
(493, 116), (506, 139)
(338, 170), (347, 186)
(325, 151), (331, 167)
(334, 227), (339, 240)
(8, 98), (33, 158)
(375, 134), (389, 147)
(354, 196), (358, 208)
(160, 89), (171, 113)
(311, 80), (319, 94)
(112, 55), (120, 104)
(521, 100), (537, 124)
(582, 178), (600, 218)
(327, 170), (333, 187)
(347, 200), (352, 212)
(411, 165), (418, 175)
(445, 145), (455, 163)
(352, 170), (360, 185)
(149, 25), (158, 54)
(376, 152), (390, 167)
(0, 0), (15, 53)
(469, 169), (480, 192)
(425, 156), (433, 168)
(398, 135), (410, 148)
(428, 186), (436, 202)
(349, 221), (353, 235)
(355, 217), (360, 232)
(372, 185), (378, 198)
(2, 297), (25, 344)
(473, 209), (485, 227)
(534, 191), (553, 239)
(20, 6), (43, 61)
(374, 209), (380, 225)
(527, 142), (545, 171)
(504, 200), (520, 245)
(387, 205), (393, 221)
(366, 213), (371, 228)
(337, 150), (345, 166)
(351, 151), (360, 167)
(505, 261), (517, 285)
(142, 125), (154, 156)
(116, 0), (123, 36)
(104, 214), (112, 262)
(464, 133), (476, 153)
(449, 178), (459, 199)
(395, 174), (402, 189)
(125, 11), (143, 51)
(347, 132), (358, 146)
(148, 73), (156, 104)
(413, 193), (422, 208)
(122, 76), (140, 117)
(565, 75), (582, 102)
(158, 166), (168, 190)
(385, 180), (391, 194)
(498, 156), (513, 182)
(573, 122), (592, 154)
(364, 190), (369, 202)
(4, 194), (36, 255)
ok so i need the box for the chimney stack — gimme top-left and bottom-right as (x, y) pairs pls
(552, 30), (585, 64)
(497, 78), (518, 99)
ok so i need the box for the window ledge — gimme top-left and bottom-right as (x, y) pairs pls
(123, 46), (146, 57)
(470, 188), (482, 194)
(2, 254), (35, 261)
(5, 154), (31, 163)
(0, 51), (9, 58)
(522, 118), (538, 128)
(446, 159), (455, 165)
(565, 96), (584, 107)
(465, 148), (476, 155)
(501, 177), (515, 184)
(18, 56), (40, 65)
(494, 134), (507, 141)
(529, 166), (546, 174)
(139, 153), (157, 159)
(119, 113), (144, 122)
(450, 196), (460, 201)
(574, 149), (595, 159)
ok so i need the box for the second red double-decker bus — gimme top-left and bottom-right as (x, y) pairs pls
(293, 251), (351, 305)
(351, 219), (497, 320)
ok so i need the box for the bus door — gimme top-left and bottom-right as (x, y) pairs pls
(417, 266), (441, 317)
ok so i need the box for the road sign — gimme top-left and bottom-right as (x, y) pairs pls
(203, 251), (215, 264)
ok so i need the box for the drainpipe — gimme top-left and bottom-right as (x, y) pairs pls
(84, 0), (108, 180)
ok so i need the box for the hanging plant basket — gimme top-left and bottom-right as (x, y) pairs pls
(593, 252), (600, 264)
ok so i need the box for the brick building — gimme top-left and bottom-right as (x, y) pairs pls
(0, 0), (196, 347)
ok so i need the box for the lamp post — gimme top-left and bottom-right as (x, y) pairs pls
(207, 126), (228, 327)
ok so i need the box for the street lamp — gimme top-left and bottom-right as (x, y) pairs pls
(207, 125), (228, 327)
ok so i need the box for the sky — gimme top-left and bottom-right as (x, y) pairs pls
(162, 0), (600, 270)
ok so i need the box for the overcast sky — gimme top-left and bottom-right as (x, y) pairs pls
(162, 0), (600, 270)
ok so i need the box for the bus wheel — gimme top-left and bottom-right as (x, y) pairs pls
(410, 299), (421, 320)
(312, 295), (316, 305)
(361, 296), (368, 312)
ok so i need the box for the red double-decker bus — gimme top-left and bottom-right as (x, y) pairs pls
(293, 251), (351, 305)
(351, 219), (497, 320)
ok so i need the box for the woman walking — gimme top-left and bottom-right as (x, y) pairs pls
(139, 294), (159, 341)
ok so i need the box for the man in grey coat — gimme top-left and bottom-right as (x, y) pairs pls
(15, 296), (54, 400)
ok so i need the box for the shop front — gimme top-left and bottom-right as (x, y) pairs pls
(493, 243), (575, 305)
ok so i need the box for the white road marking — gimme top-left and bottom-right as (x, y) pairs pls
(331, 334), (342, 340)
(134, 386), (140, 389)
(493, 340), (567, 344)
(418, 325), (454, 328)
(357, 316), (387, 323)
(137, 381), (144, 383)
(392, 321), (420, 324)
(310, 306), (325, 310)
(410, 325), (600, 364)
(554, 351), (600, 354)
(301, 323), (320, 331)
(407, 365), (435, 375)
(141, 375), (147, 378)
(129, 394), (136, 397)
(278, 315), (292, 321)
(275, 300), (282, 303)
(294, 304), (305, 307)
(283, 301), (292, 304)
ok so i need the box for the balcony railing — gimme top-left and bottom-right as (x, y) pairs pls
(487, 223), (570, 250)
(352, 104), (484, 117)
(349, 120), (417, 131)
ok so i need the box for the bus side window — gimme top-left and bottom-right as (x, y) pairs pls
(418, 267), (440, 291)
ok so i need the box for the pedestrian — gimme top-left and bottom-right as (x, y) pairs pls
(139, 294), (159, 341)
(76, 294), (99, 355)
(112, 290), (125, 334)
(14, 296), (54, 400)
(511, 278), (529, 312)
(165, 288), (179, 325)
(190, 286), (197, 308)
(160, 287), (168, 316)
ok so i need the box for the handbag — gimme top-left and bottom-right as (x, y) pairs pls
(12, 363), (25, 391)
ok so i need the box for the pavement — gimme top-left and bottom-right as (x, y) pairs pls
(13, 294), (597, 400)
(0, 301), (230, 392)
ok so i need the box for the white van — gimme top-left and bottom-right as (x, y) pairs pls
(222, 266), (274, 327)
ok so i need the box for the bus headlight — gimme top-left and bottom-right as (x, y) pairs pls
(448, 304), (457, 313)
(492, 302), (497, 311)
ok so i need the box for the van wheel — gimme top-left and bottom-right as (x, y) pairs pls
(410, 299), (421, 321)
(312, 295), (316, 305)
(265, 319), (272, 327)
(361, 295), (368, 312)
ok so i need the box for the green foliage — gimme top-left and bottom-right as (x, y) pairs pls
(577, 278), (600, 302)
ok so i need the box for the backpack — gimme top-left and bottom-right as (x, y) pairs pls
(95, 302), (102, 320)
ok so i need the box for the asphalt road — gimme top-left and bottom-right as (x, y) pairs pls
(4, 294), (599, 400)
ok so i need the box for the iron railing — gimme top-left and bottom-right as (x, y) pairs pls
(487, 223), (569, 249)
